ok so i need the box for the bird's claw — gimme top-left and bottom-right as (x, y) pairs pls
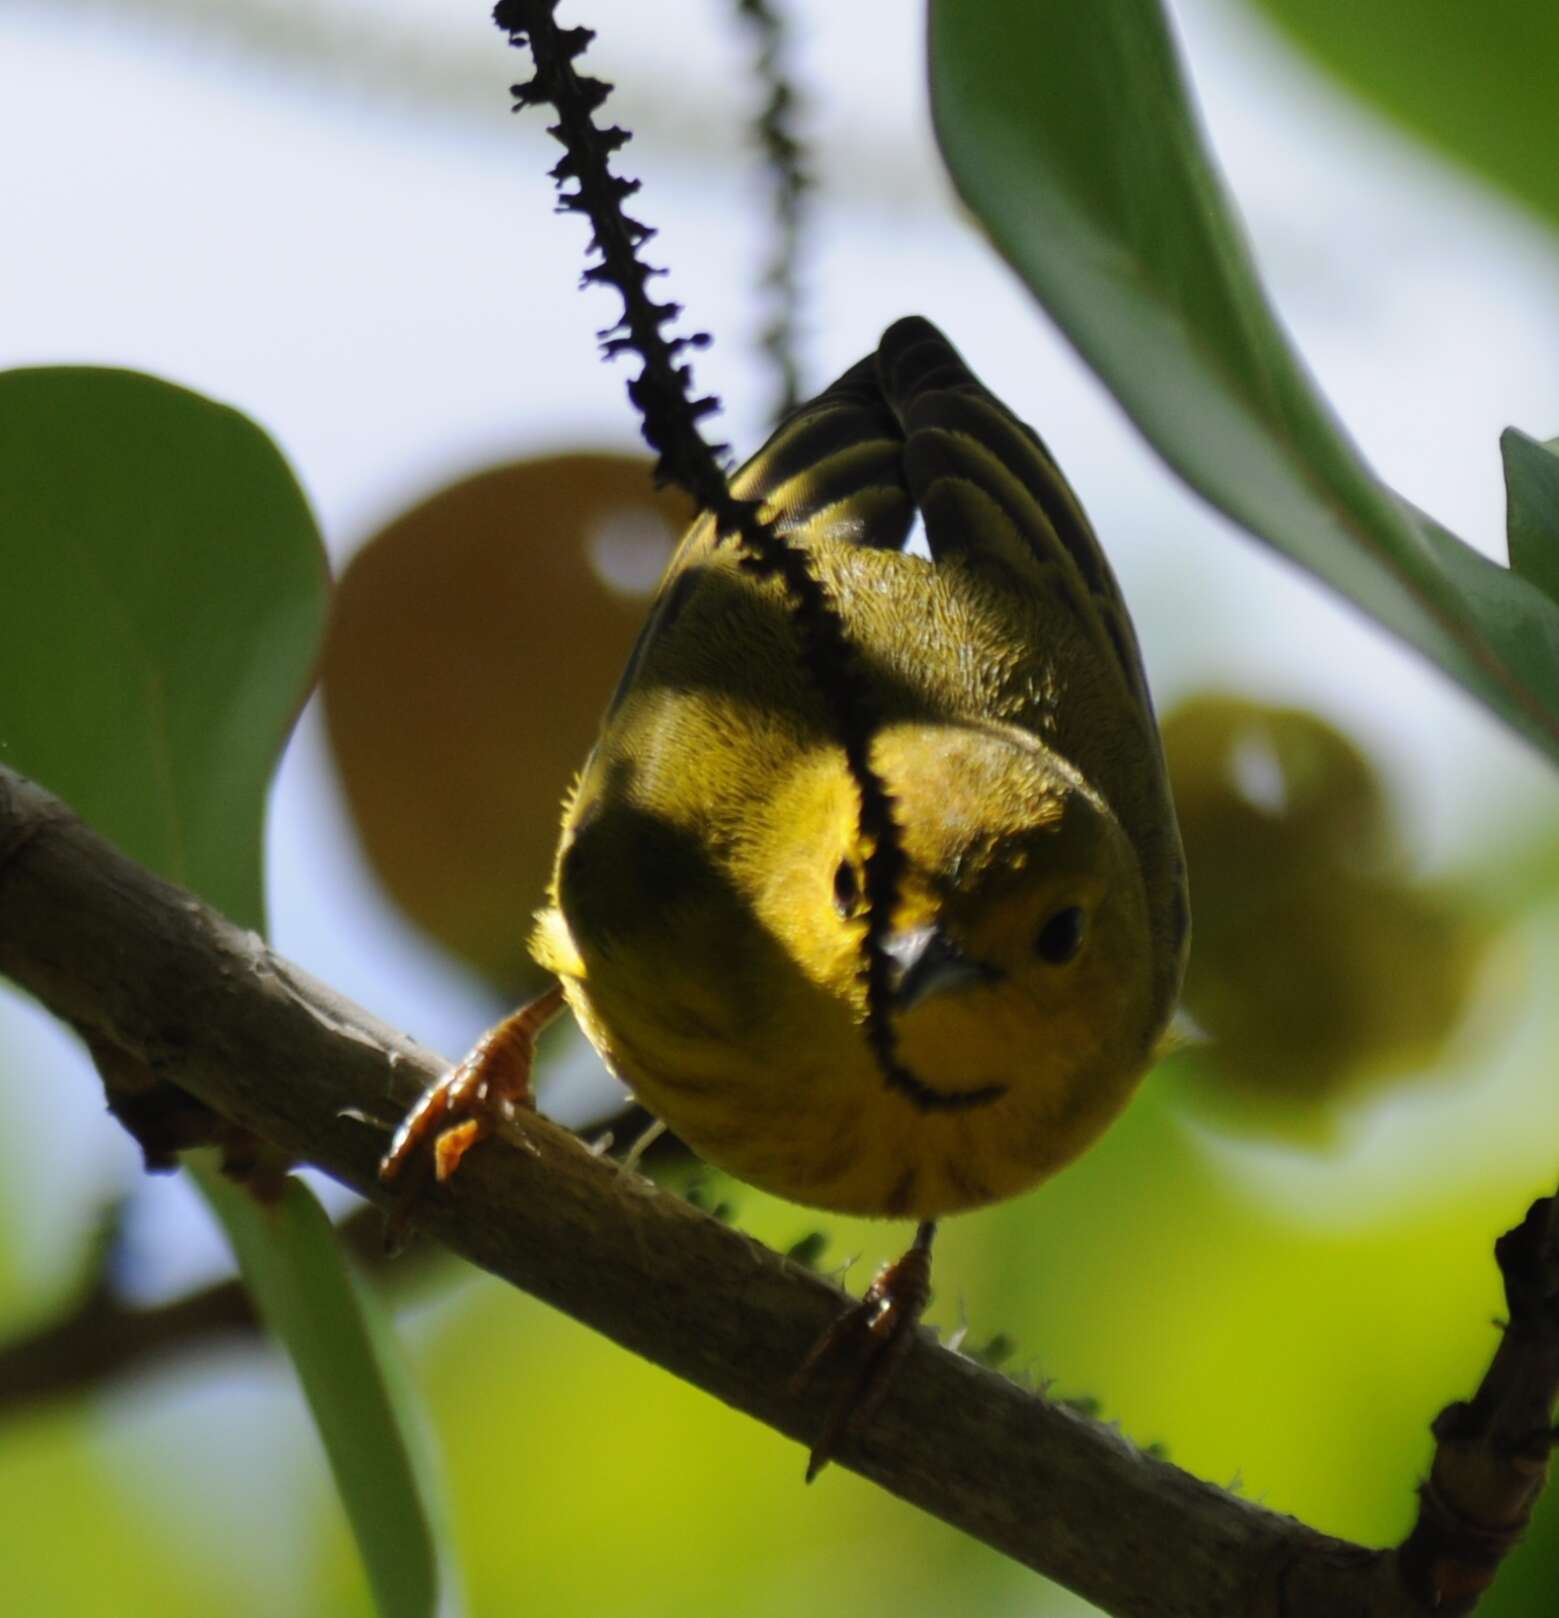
(793, 1222), (935, 1481)
(377, 982), (565, 1247)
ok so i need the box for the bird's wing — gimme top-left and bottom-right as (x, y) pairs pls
(726, 352), (916, 549)
(600, 342), (925, 720)
(610, 317), (1152, 740)
(874, 315), (1155, 729)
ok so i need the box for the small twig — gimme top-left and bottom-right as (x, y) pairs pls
(489, 0), (918, 1099)
(735, 0), (808, 419)
(1398, 1193), (1559, 1613)
(0, 1098), (691, 1418)
(0, 1204), (427, 1413)
(494, 0), (727, 491)
(0, 1254), (257, 1408)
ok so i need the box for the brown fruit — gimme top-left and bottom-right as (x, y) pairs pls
(322, 454), (694, 992)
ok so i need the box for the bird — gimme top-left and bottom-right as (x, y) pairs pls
(382, 315), (1189, 1477)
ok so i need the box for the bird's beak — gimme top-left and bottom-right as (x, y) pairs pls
(882, 924), (1001, 1014)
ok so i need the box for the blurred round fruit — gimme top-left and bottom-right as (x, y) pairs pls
(322, 454), (694, 992)
(1161, 695), (1492, 1122)
(1163, 694), (1388, 873)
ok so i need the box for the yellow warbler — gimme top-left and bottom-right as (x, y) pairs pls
(385, 316), (1188, 1469)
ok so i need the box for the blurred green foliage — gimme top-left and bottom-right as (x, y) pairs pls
(1234, 0), (1559, 235)
(3, 2), (1559, 1617)
(929, 0), (1559, 770)
(0, 367), (440, 1615)
(1504, 433), (1559, 609)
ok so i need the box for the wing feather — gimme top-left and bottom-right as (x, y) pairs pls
(875, 315), (1155, 728)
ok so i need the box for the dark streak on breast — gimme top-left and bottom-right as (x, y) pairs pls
(885, 1063), (1007, 1112)
(942, 1155), (992, 1207)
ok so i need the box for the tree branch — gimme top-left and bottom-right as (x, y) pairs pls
(0, 1203), (443, 1414)
(0, 1237), (258, 1406)
(0, 1101), (688, 1417)
(0, 763), (1552, 1618)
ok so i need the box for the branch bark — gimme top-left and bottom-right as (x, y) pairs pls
(0, 764), (1552, 1618)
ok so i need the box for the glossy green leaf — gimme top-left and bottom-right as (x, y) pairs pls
(928, 1), (1559, 765)
(1238, 0), (1559, 235)
(0, 367), (439, 1618)
(197, 1164), (439, 1618)
(0, 367), (327, 926)
(1504, 430), (1559, 608)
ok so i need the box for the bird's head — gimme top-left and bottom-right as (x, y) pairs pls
(755, 721), (1159, 1108)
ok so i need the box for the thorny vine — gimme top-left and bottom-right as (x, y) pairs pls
(489, 0), (930, 1107)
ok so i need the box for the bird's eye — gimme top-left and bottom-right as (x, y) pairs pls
(833, 859), (862, 917)
(1035, 906), (1086, 965)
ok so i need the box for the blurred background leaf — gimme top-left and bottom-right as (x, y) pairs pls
(928, 0), (1559, 765)
(1232, 0), (1559, 236)
(197, 1165), (441, 1618)
(1503, 431), (1559, 607)
(0, 366), (441, 1617)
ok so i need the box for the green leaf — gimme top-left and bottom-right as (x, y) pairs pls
(0, 366), (327, 927)
(1503, 430), (1559, 608)
(928, 1), (1559, 765)
(196, 1165), (440, 1618)
(1236, 0), (1559, 236)
(0, 367), (440, 1617)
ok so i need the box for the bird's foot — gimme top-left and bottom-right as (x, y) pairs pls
(378, 980), (565, 1247)
(793, 1219), (936, 1481)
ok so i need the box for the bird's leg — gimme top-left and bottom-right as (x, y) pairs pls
(378, 980), (566, 1243)
(793, 1219), (937, 1481)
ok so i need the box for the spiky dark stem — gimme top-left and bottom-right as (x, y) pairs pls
(736, 0), (808, 420)
(490, 0), (913, 1095)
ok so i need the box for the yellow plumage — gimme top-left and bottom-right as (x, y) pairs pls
(531, 316), (1188, 1219)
